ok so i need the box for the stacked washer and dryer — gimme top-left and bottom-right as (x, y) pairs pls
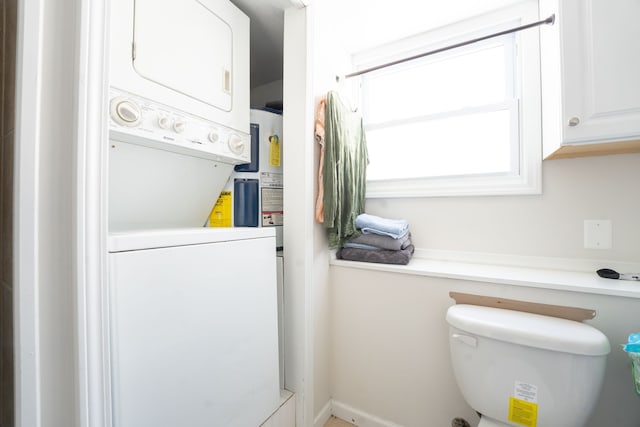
(106, 1), (280, 426)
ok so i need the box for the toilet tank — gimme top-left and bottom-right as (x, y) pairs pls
(446, 304), (610, 427)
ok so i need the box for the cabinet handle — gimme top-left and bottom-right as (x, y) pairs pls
(568, 117), (580, 127)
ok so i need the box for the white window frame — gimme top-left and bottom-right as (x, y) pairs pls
(352, 2), (542, 198)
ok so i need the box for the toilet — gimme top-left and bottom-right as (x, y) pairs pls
(446, 304), (610, 427)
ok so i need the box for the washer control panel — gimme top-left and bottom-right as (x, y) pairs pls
(108, 88), (250, 165)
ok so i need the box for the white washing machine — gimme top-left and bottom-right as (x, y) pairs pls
(106, 2), (280, 425)
(108, 227), (279, 427)
(106, 97), (281, 424)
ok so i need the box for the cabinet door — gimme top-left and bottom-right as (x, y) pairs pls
(108, 236), (280, 427)
(560, 0), (640, 144)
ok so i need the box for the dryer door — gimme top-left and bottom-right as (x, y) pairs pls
(133, 0), (233, 111)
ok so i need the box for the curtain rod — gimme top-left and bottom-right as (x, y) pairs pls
(336, 14), (555, 82)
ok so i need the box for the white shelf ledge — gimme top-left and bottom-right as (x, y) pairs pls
(330, 249), (640, 299)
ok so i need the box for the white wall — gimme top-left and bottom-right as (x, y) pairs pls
(330, 153), (640, 427)
(306, 1), (640, 426)
(367, 153), (640, 263)
(282, 7), (320, 427)
(308, 1), (367, 424)
(330, 267), (640, 427)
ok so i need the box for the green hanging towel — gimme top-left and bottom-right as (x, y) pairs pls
(323, 91), (368, 248)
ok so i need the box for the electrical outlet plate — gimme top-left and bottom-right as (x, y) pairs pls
(584, 220), (612, 249)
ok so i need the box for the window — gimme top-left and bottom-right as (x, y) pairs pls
(353, 4), (541, 197)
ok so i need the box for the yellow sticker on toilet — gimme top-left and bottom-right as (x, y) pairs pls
(508, 397), (538, 427)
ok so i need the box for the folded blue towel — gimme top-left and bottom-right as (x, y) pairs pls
(355, 213), (409, 239)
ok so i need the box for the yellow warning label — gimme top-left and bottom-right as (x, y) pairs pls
(208, 191), (232, 227)
(508, 397), (538, 427)
(269, 135), (281, 167)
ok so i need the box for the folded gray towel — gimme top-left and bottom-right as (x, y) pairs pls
(341, 242), (383, 250)
(345, 232), (411, 251)
(336, 245), (415, 265)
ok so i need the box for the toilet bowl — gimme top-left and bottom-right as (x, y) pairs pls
(446, 304), (610, 427)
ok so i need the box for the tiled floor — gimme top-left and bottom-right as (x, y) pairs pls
(324, 415), (356, 427)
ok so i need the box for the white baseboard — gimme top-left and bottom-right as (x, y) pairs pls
(329, 400), (404, 427)
(314, 401), (332, 427)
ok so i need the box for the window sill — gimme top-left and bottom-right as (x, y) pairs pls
(330, 248), (640, 299)
(365, 169), (542, 198)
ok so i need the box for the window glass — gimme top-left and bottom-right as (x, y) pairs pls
(366, 107), (515, 181)
(364, 42), (511, 125)
(352, 5), (542, 197)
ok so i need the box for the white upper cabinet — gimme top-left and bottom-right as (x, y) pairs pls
(540, 0), (640, 159)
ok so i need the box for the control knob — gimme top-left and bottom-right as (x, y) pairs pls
(208, 129), (220, 143)
(173, 120), (186, 133)
(110, 97), (142, 127)
(157, 115), (171, 129)
(228, 134), (245, 154)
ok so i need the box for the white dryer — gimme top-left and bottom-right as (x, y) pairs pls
(109, 0), (250, 135)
